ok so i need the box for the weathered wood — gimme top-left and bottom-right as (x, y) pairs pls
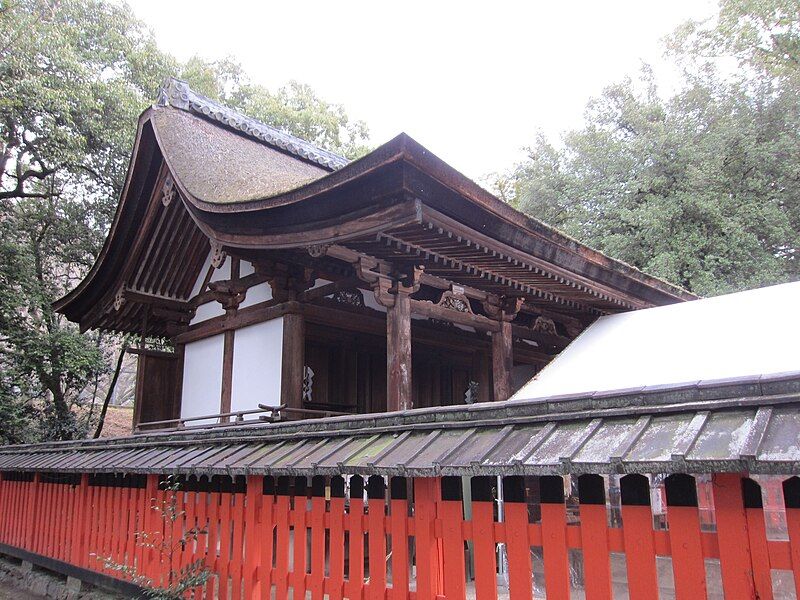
(280, 312), (305, 413)
(220, 329), (235, 419)
(387, 290), (412, 411)
(173, 300), (293, 345)
(492, 321), (513, 401)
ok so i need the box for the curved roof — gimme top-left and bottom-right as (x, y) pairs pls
(55, 80), (695, 330)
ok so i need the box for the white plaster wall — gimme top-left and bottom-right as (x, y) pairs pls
(231, 318), (284, 418)
(180, 333), (224, 424)
(239, 260), (273, 309)
(190, 254), (230, 325)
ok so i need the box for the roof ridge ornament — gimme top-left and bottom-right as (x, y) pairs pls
(154, 77), (349, 171)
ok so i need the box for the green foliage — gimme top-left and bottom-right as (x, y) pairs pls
(96, 476), (210, 599)
(0, 0), (368, 443)
(503, 1), (800, 296)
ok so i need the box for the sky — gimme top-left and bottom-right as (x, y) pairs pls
(127, 1), (716, 181)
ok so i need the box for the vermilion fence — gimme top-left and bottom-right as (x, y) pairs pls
(0, 470), (799, 599)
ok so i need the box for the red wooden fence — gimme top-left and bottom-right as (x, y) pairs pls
(0, 470), (798, 598)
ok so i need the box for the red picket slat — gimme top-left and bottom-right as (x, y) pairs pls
(439, 486), (466, 599)
(503, 477), (532, 600)
(218, 488), (232, 600)
(205, 489), (221, 600)
(367, 477), (387, 600)
(413, 477), (440, 600)
(327, 477), (346, 600)
(274, 484), (291, 600)
(291, 479), (308, 600)
(231, 487), (246, 600)
(471, 498), (497, 600)
(540, 478), (571, 600)
(244, 476), (262, 600)
(666, 475), (708, 600)
(347, 476), (366, 600)
(309, 478), (326, 600)
(389, 477), (410, 600)
(783, 478), (800, 600)
(259, 478), (276, 600)
(713, 473), (757, 599)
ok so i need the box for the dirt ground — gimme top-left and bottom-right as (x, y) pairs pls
(96, 405), (134, 438)
(0, 581), (44, 599)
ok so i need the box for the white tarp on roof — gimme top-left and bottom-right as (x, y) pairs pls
(513, 281), (800, 401)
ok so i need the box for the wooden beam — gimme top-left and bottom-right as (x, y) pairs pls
(386, 291), (412, 411)
(492, 321), (513, 402)
(121, 288), (189, 311)
(410, 298), (500, 332)
(280, 312), (305, 414)
(297, 277), (361, 304)
(173, 300), (294, 345)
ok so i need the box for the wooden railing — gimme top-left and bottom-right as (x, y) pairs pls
(135, 404), (349, 433)
(0, 471), (798, 598)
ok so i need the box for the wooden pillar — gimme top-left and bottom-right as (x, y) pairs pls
(220, 330), (235, 421)
(492, 320), (513, 401)
(280, 311), (305, 413)
(387, 290), (412, 411)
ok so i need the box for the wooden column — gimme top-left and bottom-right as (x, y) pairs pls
(280, 311), (305, 413)
(220, 330), (235, 420)
(387, 290), (412, 411)
(492, 320), (513, 401)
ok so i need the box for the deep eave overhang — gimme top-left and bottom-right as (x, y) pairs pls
(55, 100), (695, 328)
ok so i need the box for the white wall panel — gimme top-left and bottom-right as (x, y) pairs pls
(231, 318), (284, 418)
(180, 333), (224, 424)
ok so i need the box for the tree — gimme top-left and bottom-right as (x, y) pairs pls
(0, 1), (369, 442)
(504, 2), (800, 296)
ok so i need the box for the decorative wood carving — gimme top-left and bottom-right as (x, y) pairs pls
(437, 287), (473, 314)
(483, 295), (524, 322)
(332, 289), (364, 308)
(210, 241), (227, 269)
(113, 287), (126, 311)
(532, 316), (558, 336)
(161, 174), (176, 207)
(207, 280), (247, 313)
(306, 243), (330, 258)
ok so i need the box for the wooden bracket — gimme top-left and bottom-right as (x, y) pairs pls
(483, 295), (525, 322)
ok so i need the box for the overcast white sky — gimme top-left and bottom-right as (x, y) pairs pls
(127, 1), (716, 181)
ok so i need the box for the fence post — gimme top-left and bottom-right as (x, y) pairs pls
(713, 473), (757, 598)
(783, 476), (800, 600)
(540, 475), (571, 599)
(413, 477), (441, 599)
(328, 476), (346, 600)
(259, 476), (275, 600)
(470, 476), (497, 600)
(245, 475), (263, 599)
(578, 474), (612, 600)
(439, 476), (466, 600)
(665, 474), (707, 600)
(368, 475), (388, 600)
(742, 477), (773, 600)
(348, 475), (366, 600)
(502, 475), (532, 600)
(390, 476), (410, 598)
(291, 477), (308, 600)
(620, 474), (658, 599)
(310, 476), (326, 600)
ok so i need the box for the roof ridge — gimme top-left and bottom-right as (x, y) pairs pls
(155, 77), (349, 171)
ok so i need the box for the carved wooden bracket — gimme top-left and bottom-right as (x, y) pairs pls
(257, 262), (316, 302)
(532, 315), (558, 336)
(437, 286), (473, 314)
(210, 240), (227, 269)
(306, 243), (330, 258)
(113, 287), (126, 311)
(353, 257), (423, 308)
(483, 295), (525, 322)
(208, 280), (247, 313)
(161, 174), (176, 207)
